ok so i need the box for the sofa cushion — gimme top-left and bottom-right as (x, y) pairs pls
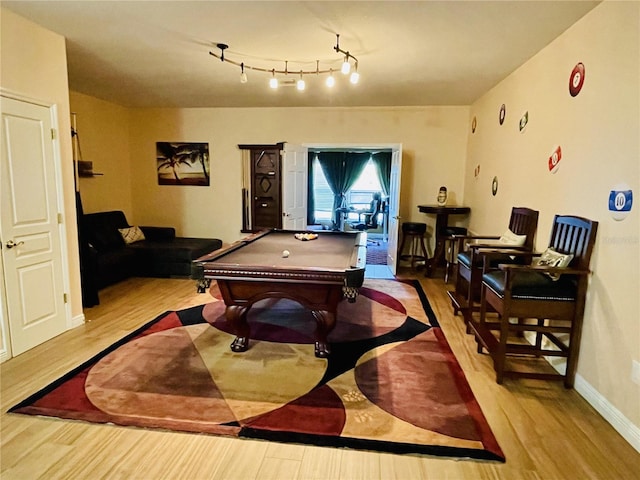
(533, 247), (574, 281)
(84, 211), (129, 252)
(498, 228), (527, 246)
(127, 237), (222, 276)
(94, 247), (138, 289)
(128, 238), (221, 261)
(118, 226), (146, 244)
(139, 226), (176, 241)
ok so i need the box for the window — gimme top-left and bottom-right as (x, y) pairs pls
(347, 161), (383, 209)
(311, 158), (334, 221)
(311, 156), (383, 223)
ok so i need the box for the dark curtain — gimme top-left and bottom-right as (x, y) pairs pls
(75, 190), (99, 307)
(317, 152), (369, 228)
(371, 151), (392, 197)
(306, 152), (316, 225)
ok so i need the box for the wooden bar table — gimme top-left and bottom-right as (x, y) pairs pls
(417, 204), (471, 277)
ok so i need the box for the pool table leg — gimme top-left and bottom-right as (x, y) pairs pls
(226, 305), (251, 352)
(311, 309), (336, 358)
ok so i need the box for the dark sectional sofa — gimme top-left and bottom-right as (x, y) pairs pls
(82, 210), (222, 290)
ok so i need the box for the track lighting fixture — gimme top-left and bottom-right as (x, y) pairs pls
(210, 34), (360, 92)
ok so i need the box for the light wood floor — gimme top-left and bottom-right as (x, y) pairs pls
(2, 271), (639, 480)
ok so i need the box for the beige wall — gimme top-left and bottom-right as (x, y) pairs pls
(70, 91), (133, 215)
(0, 8), (82, 320)
(465, 1), (639, 428)
(120, 106), (469, 245)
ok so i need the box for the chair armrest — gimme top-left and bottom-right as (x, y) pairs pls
(454, 235), (500, 241)
(452, 235), (500, 251)
(499, 263), (591, 276)
(468, 243), (528, 251)
(478, 247), (536, 256)
(139, 226), (176, 241)
(479, 249), (536, 273)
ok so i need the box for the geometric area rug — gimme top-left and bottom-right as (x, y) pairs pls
(9, 279), (504, 462)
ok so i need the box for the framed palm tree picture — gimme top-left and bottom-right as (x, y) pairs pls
(156, 142), (210, 186)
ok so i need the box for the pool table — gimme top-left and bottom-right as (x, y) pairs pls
(192, 229), (367, 358)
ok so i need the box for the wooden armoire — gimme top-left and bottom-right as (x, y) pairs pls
(239, 143), (284, 231)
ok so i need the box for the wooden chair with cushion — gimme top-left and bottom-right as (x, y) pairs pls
(470, 215), (598, 388)
(448, 207), (539, 328)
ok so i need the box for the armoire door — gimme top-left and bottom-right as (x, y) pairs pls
(0, 95), (68, 357)
(250, 146), (282, 229)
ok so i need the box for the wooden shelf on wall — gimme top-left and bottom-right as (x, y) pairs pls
(76, 161), (103, 177)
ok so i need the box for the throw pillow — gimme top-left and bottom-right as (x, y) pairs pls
(118, 226), (146, 244)
(498, 228), (527, 246)
(533, 247), (574, 280)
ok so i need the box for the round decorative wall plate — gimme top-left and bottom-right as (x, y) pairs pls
(491, 176), (498, 196)
(548, 146), (562, 174)
(519, 111), (529, 132)
(569, 62), (585, 97)
(471, 116), (477, 133)
(499, 104), (506, 125)
(608, 183), (633, 221)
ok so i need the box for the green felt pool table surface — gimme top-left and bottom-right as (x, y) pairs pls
(209, 230), (365, 270)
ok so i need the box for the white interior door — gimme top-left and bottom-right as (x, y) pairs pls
(386, 147), (402, 274)
(1, 96), (68, 356)
(0, 252), (10, 362)
(282, 143), (308, 230)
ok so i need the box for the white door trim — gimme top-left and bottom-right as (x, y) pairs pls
(0, 88), (74, 332)
(305, 142), (402, 275)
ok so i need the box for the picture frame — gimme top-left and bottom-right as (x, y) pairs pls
(156, 142), (210, 186)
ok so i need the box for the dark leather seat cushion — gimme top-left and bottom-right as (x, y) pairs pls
(128, 237), (221, 263)
(483, 270), (577, 301)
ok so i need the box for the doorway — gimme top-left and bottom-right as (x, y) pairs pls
(305, 143), (402, 275)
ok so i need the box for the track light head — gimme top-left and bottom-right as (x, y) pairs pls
(240, 63), (248, 83)
(341, 56), (351, 75)
(326, 69), (335, 88)
(350, 63), (359, 84)
(269, 70), (278, 89)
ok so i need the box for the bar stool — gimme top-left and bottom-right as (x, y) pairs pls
(443, 226), (468, 283)
(398, 222), (429, 270)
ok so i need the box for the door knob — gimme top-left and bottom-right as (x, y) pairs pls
(5, 240), (24, 249)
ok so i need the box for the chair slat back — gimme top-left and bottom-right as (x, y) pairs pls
(548, 215), (598, 270)
(508, 207), (540, 250)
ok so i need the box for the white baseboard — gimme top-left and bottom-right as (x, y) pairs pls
(575, 374), (640, 453)
(70, 312), (85, 328)
(528, 334), (639, 453)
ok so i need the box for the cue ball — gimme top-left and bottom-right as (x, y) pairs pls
(282, 250), (290, 258)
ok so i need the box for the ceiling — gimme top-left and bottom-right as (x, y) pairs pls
(3, 1), (600, 108)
